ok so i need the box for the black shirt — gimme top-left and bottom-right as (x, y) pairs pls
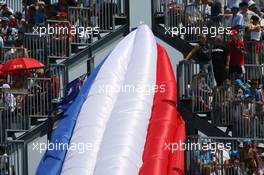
(196, 44), (211, 62)
(212, 45), (227, 67)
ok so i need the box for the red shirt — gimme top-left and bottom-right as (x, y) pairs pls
(227, 39), (245, 66)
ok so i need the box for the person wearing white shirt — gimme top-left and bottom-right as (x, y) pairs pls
(248, 15), (262, 64)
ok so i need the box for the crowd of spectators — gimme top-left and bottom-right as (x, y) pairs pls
(191, 138), (264, 175)
(176, 1), (264, 174)
(180, 0), (264, 111)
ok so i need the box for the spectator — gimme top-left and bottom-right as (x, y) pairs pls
(181, 34), (212, 73)
(230, 3), (244, 32)
(192, 73), (211, 111)
(224, 150), (241, 174)
(6, 27), (18, 46)
(15, 12), (27, 32)
(248, 0), (263, 17)
(212, 35), (228, 86)
(28, 1), (46, 27)
(260, 85), (264, 104)
(248, 15), (262, 64)
(249, 79), (261, 101)
(0, 3), (13, 17)
(227, 29), (246, 79)
(257, 143), (264, 156)
(208, 0), (223, 26)
(0, 17), (10, 37)
(240, 2), (258, 26)
(1, 84), (16, 112)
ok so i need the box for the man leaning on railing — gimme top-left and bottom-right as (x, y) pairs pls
(180, 34), (213, 74)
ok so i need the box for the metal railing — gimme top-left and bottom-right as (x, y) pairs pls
(0, 78), (52, 143)
(185, 136), (264, 175)
(27, 77), (52, 119)
(177, 61), (214, 108)
(245, 41), (264, 65)
(191, 72), (214, 113)
(177, 60), (264, 138)
(211, 86), (235, 126)
(1, 0), (23, 13)
(46, 20), (72, 60)
(94, 0), (118, 31)
(24, 33), (47, 65)
(68, 6), (93, 46)
(0, 89), (28, 135)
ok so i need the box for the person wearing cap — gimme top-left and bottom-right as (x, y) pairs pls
(248, 0), (263, 17)
(29, 1), (46, 26)
(240, 2), (259, 29)
(0, 17), (9, 38)
(230, 3), (244, 32)
(257, 143), (264, 156)
(1, 84), (16, 112)
(227, 29), (246, 79)
(0, 3), (13, 17)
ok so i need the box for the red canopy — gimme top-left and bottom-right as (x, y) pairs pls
(2, 58), (44, 73)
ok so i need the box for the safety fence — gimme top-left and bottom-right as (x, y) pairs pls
(24, 33), (48, 65)
(177, 60), (214, 102)
(0, 78), (52, 144)
(156, 0), (212, 42)
(177, 60), (264, 138)
(191, 72), (214, 113)
(93, 0), (118, 31)
(185, 136), (264, 175)
(46, 20), (72, 60)
(0, 89), (28, 135)
(27, 77), (52, 118)
(211, 90), (264, 138)
(67, 0), (127, 45)
(245, 41), (264, 65)
(0, 0), (23, 13)
(68, 7), (92, 46)
(0, 141), (25, 175)
(244, 64), (264, 86)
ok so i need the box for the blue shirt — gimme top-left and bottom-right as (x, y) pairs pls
(231, 13), (244, 29)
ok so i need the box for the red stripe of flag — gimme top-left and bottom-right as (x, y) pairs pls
(139, 44), (185, 175)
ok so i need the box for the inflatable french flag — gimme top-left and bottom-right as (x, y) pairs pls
(36, 25), (185, 175)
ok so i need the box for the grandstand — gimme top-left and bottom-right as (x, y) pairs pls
(0, 0), (263, 175)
